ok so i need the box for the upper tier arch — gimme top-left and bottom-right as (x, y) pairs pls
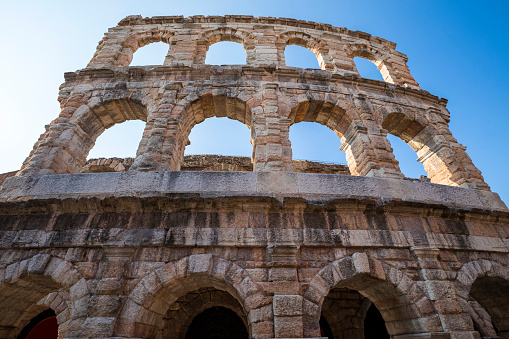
(87, 15), (419, 87)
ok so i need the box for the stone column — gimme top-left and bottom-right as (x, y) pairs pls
(78, 247), (135, 338)
(18, 121), (94, 176)
(87, 42), (128, 68)
(17, 89), (101, 176)
(329, 43), (359, 76)
(340, 120), (404, 179)
(252, 84), (293, 172)
(166, 32), (204, 67)
(131, 84), (184, 171)
(411, 247), (480, 339)
(384, 51), (420, 89)
(250, 28), (279, 66)
(411, 117), (489, 190)
(86, 24), (136, 68)
(338, 95), (404, 179)
(267, 245), (305, 338)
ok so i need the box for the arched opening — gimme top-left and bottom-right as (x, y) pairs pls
(469, 276), (509, 337)
(73, 98), (148, 173)
(86, 119), (145, 163)
(130, 41), (169, 66)
(290, 122), (349, 174)
(17, 309), (57, 339)
(354, 57), (384, 81)
(386, 133), (427, 179)
(288, 99), (354, 174)
(170, 94), (252, 171)
(160, 287), (249, 339)
(205, 41), (247, 65)
(183, 117), (252, 171)
(285, 45), (321, 69)
(185, 306), (249, 339)
(0, 258), (79, 339)
(306, 256), (433, 338)
(382, 112), (429, 180)
(321, 287), (388, 339)
(116, 256), (263, 338)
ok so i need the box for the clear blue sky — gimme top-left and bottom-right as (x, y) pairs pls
(0, 1), (507, 202)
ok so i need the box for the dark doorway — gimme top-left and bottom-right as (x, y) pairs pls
(320, 315), (334, 338)
(470, 276), (509, 336)
(364, 304), (389, 339)
(17, 309), (58, 339)
(185, 306), (248, 339)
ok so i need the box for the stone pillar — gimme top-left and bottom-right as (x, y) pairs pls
(163, 32), (202, 67)
(275, 42), (287, 68)
(329, 45), (359, 76)
(384, 52), (420, 89)
(252, 84), (293, 172)
(340, 120), (404, 179)
(131, 84), (184, 171)
(267, 245), (304, 338)
(411, 247), (480, 339)
(78, 247), (135, 338)
(87, 41), (127, 68)
(412, 120), (489, 190)
(18, 121), (94, 176)
(250, 28), (278, 66)
(18, 89), (96, 176)
(86, 24), (137, 68)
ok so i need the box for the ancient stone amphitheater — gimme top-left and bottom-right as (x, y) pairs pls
(0, 15), (508, 339)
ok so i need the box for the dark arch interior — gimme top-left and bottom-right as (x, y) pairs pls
(470, 276), (509, 337)
(364, 304), (389, 339)
(185, 306), (248, 339)
(320, 315), (334, 338)
(17, 308), (57, 339)
(321, 288), (389, 339)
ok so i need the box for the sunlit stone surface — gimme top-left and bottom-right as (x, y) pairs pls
(0, 15), (507, 339)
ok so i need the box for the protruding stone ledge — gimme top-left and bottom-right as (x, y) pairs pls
(116, 14), (397, 49)
(61, 65), (445, 107)
(0, 171), (506, 212)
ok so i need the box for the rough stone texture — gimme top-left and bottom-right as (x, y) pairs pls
(0, 171), (16, 188)
(0, 15), (508, 339)
(82, 155), (350, 174)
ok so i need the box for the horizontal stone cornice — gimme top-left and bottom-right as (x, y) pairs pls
(62, 65), (445, 107)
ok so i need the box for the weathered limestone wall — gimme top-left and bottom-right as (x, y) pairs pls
(17, 15), (488, 190)
(2, 15), (508, 339)
(0, 172), (508, 338)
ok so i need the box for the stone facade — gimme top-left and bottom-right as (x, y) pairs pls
(0, 15), (508, 339)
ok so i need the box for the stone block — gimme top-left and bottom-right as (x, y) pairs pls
(81, 317), (116, 337)
(274, 315), (304, 338)
(256, 172), (298, 195)
(273, 295), (303, 316)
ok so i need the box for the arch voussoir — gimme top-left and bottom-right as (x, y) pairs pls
(115, 255), (265, 338)
(305, 253), (438, 337)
